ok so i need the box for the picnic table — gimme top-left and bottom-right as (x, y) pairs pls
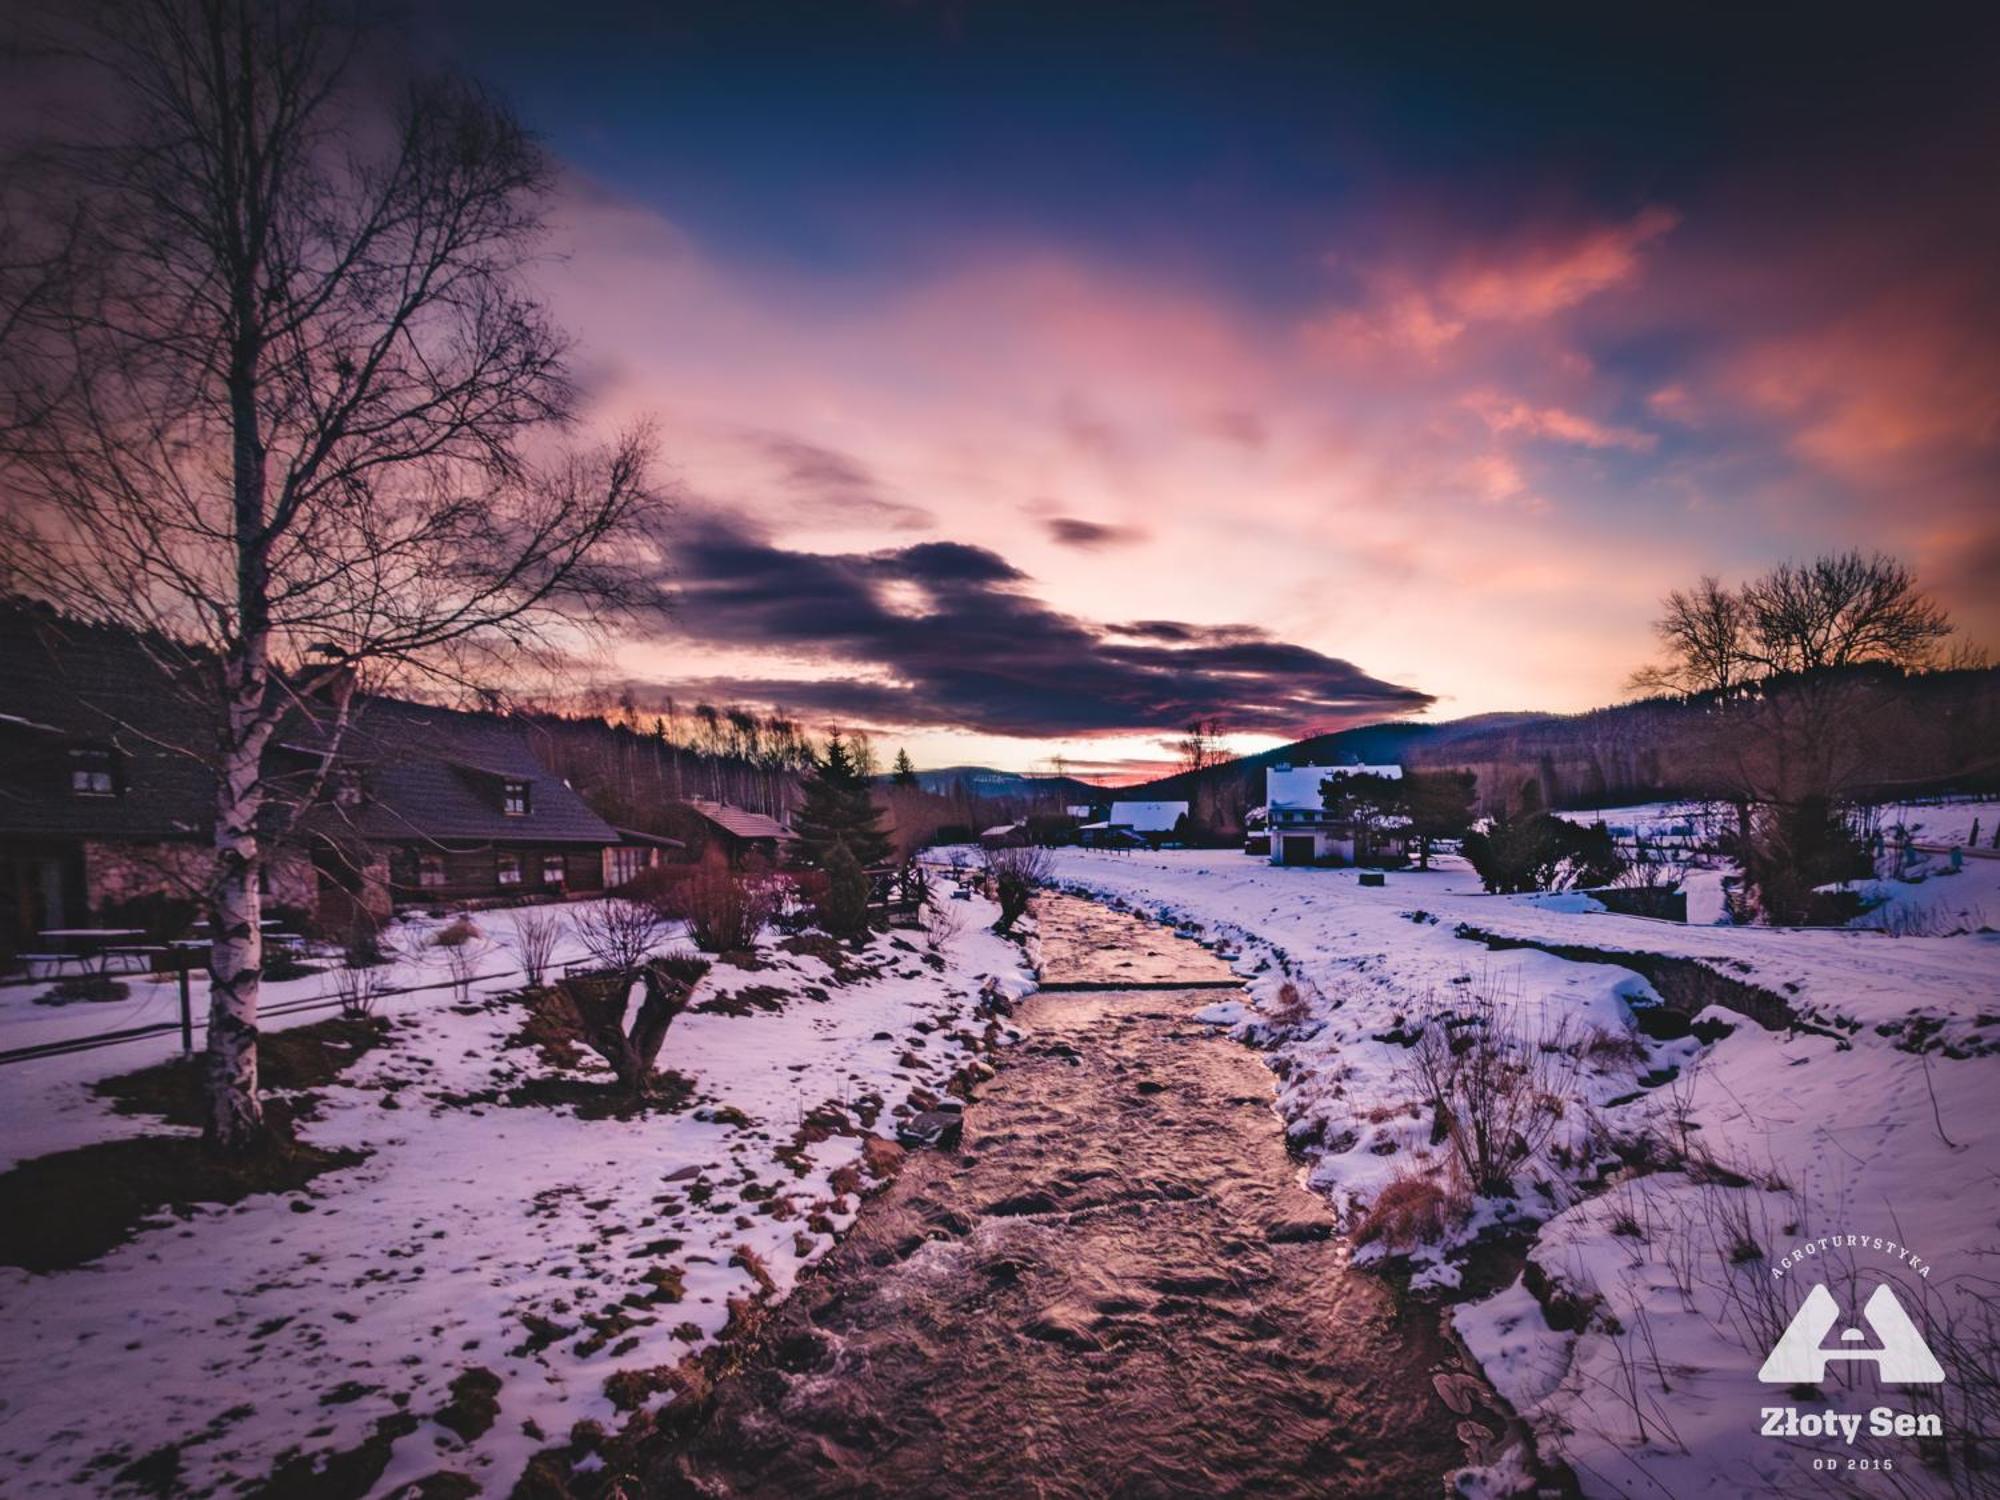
(27, 928), (147, 978)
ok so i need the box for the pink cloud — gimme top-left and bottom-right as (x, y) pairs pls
(537, 174), (1997, 759)
(1304, 206), (1680, 360)
(1442, 206), (1680, 323)
(1464, 391), (1658, 451)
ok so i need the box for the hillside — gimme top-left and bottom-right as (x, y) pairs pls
(1114, 668), (2000, 826)
(892, 766), (1105, 804)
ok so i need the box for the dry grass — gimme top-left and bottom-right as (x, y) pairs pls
(1352, 1167), (1465, 1250)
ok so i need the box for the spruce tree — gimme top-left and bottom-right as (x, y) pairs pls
(793, 734), (893, 868)
(892, 747), (919, 788)
(819, 840), (872, 939)
(1404, 770), (1477, 869)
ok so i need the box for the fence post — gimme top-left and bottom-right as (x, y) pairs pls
(178, 958), (194, 1055)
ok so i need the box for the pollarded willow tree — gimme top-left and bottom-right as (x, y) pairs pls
(0, 0), (668, 1154)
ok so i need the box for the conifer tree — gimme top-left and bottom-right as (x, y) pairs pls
(793, 734), (892, 868)
(892, 747), (920, 788)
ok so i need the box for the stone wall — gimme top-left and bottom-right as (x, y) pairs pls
(81, 840), (209, 911)
(82, 840), (321, 919)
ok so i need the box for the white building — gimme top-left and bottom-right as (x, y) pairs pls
(1263, 764), (1403, 866)
(1106, 799), (1190, 845)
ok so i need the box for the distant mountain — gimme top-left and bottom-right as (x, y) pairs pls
(1117, 713), (1556, 801)
(884, 766), (1106, 803)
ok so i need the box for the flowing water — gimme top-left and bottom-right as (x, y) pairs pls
(657, 895), (1506, 1498)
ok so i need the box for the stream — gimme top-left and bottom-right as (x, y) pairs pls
(655, 894), (1505, 1498)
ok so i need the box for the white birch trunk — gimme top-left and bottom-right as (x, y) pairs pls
(205, 651), (273, 1152)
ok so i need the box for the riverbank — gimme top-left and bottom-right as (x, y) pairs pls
(1038, 848), (2000, 1498)
(0, 897), (1033, 1497)
(649, 893), (1510, 1498)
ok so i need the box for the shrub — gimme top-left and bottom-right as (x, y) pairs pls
(1397, 981), (1584, 1196)
(982, 844), (1051, 934)
(614, 862), (691, 912)
(431, 917), (487, 992)
(1463, 812), (1625, 894)
(769, 868), (828, 935)
(684, 850), (776, 953)
(573, 898), (666, 972)
(431, 917), (481, 949)
(919, 891), (964, 955)
(509, 906), (564, 989)
(37, 973), (130, 1005)
(332, 954), (390, 1018)
(1564, 820), (1625, 889)
(1733, 796), (1871, 925)
(817, 841), (871, 940)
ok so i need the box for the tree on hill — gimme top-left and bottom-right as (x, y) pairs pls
(1632, 551), (1955, 697)
(793, 734), (892, 868)
(1403, 770), (1477, 870)
(892, 747), (919, 788)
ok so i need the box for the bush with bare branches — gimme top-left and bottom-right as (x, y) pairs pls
(920, 892), (965, 957)
(982, 844), (1052, 935)
(680, 851), (776, 953)
(508, 906), (565, 989)
(573, 898), (666, 973)
(432, 917), (488, 995)
(1397, 981), (1585, 1196)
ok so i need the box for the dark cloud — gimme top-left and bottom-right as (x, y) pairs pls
(741, 430), (936, 531)
(643, 515), (1432, 737)
(1047, 516), (1147, 550)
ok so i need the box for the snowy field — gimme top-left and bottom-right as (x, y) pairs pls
(0, 896), (1032, 1495)
(1036, 844), (2000, 1498)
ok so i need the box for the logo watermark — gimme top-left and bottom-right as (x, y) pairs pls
(1754, 1234), (1946, 1475)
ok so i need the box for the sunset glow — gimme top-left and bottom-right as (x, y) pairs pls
(417, 2), (1998, 775)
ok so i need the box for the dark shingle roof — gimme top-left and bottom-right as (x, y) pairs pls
(0, 607), (216, 841)
(684, 800), (796, 842)
(0, 603), (613, 849)
(317, 698), (616, 848)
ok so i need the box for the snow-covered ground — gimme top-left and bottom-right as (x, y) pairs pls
(1036, 845), (2000, 1498)
(0, 896), (1032, 1495)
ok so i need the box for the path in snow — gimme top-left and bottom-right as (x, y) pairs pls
(652, 895), (1508, 1498)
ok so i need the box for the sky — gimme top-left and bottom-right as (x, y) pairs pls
(416, 0), (2000, 780)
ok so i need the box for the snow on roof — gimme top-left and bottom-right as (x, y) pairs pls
(1266, 764), (1402, 809)
(1108, 800), (1188, 832)
(980, 823), (1022, 838)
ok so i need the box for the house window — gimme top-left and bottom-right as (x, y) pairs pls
(501, 780), (530, 816)
(541, 854), (567, 886)
(608, 846), (649, 886)
(69, 747), (117, 797)
(496, 852), (522, 886)
(418, 853), (446, 888)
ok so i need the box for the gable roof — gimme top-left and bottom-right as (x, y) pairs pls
(0, 606), (216, 841)
(1107, 799), (1188, 832)
(1266, 764), (1403, 810)
(684, 800), (796, 842)
(0, 602), (614, 849)
(305, 698), (616, 848)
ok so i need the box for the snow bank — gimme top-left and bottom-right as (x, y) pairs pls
(1043, 848), (2000, 1497)
(0, 896), (1032, 1496)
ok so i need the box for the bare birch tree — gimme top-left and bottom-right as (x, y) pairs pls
(0, 0), (668, 1154)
